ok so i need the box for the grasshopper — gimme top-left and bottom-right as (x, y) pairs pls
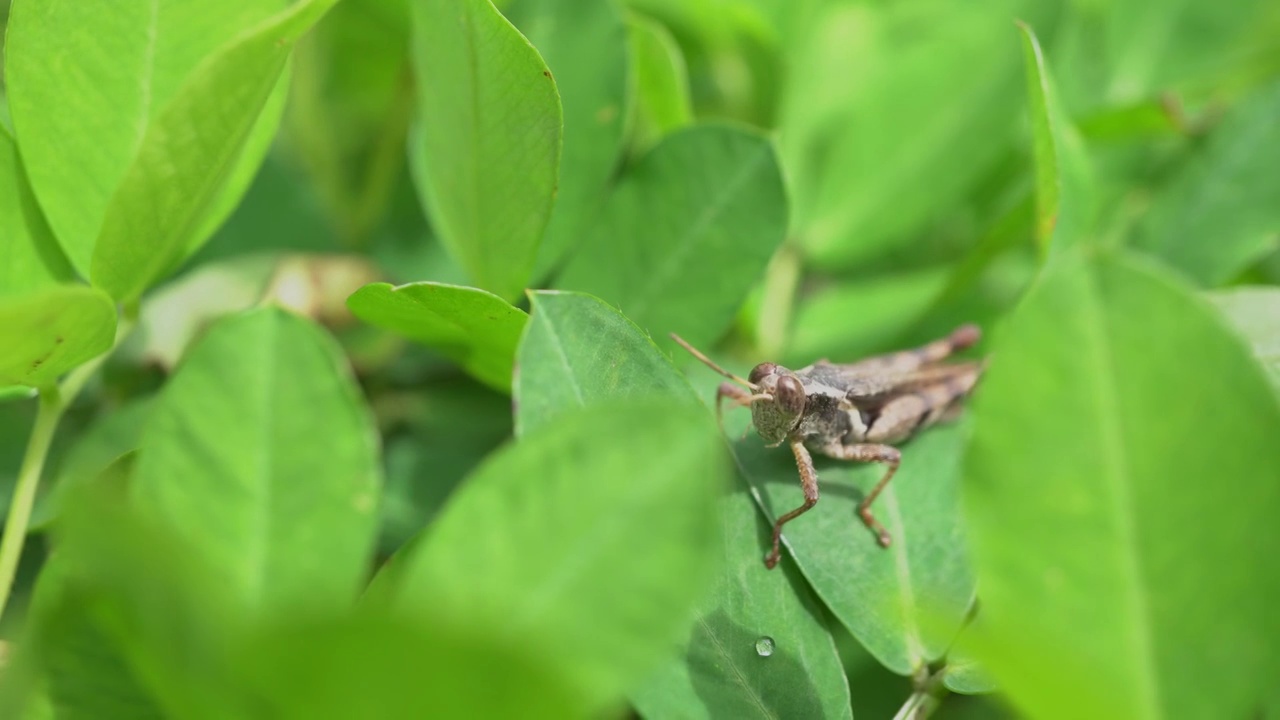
(672, 325), (984, 569)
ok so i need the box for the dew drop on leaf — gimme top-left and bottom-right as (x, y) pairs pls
(754, 636), (775, 657)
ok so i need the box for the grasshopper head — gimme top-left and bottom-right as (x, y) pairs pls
(748, 363), (805, 444)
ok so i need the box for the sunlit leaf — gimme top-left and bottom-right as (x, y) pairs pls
(556, 125), (786, 353)
(408, 0), (562, 301)
(348, 281), (528, 392)
(368, 401), (727, 711)
(964, 250), (1280, 719)
(132, 308), (381, 617)
(1017, 22), (1095, 256)
(90, 0), (340, 301)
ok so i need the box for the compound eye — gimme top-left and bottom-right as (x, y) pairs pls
(749, 362), (778, 385)
(776, 375), (806, 415)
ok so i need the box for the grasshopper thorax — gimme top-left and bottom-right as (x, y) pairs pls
(748, 363), (806, 444)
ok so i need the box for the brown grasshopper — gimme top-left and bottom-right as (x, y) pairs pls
(672, 325), (984, 569)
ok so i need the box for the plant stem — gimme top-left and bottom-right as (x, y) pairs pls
(0, 385), (64, 620)
(0, 313), (135, 621)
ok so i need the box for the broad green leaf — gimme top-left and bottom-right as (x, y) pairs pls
(347, 281), (527, 393)
(408, 0), (562, 301)
(1102, 0), (1275, 105)
(631, 481), (853, 720)
(737, 421), (975, 675)
(788, 267), (951, 367)
(230, 612), (589, 719)
(1208, 286), (1280, 388)
(0, 287), (116, 389)
(1135, 82), (1280, 287)
(964, 250), (1280, 719)
(514, 291), (694, 435)
(556, 125), (787, 352)
(508, 0), (629, 280)
(1018, 22), (1094, 256)
(33, 488), (246, 720)
(367, 401), (728, 710)
(516, 292), (851, 718)
(90, 0), (338, 301)
(780, 0), (1029, 269)
(627, 15), (693, 154)
(5, 0), (289, 278)
(0, 129), (114, 389)
(0, 128), (73, 296)
(132, 308), (381, 617)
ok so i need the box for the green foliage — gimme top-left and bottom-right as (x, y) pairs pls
(2, 0), (1278, 717)
(408, 0), (563, 301)
(964, 251), (1280, 719)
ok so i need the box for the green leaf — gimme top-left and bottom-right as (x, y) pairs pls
(347, 281), (528, 392)
(507, 0), (628, 280)
(626, 15), (693, 155)
(0, 286), (117, 389)
(781, 0), (1029, 269)
(1101, 0), (1276, 105)
(942, 655), (997, 695)
(33, 488), (246, 720)
(5, 0), (291, 280)
(514, 291), (694, 436)
(788, 267), (951, 367)
(32, 398), (154, 531)
(229, 612), (590, 719)
(90, 0), (339, 302)
(963, 250), (1280, 719)
(367, 401), (728, 710)
(131, 308), (381, 617)
(556, 125), (787, 352)
(515, 291), (851, 718)
(1208, 286), (1280, 388)
(1017, 22), (1095, 257)
(408, 0), (562, 301)
(736, 421), (975, 675)
(1135, 82), (1280, 287)
(0, 127), (74, 296)
(631, 481), (853, 720)
(0, 128), (114, 389)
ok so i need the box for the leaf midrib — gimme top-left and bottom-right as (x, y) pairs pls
(1081, 265), (1162, 718)
(625, 141), (771, 321)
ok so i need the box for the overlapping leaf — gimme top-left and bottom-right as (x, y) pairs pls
(5, 0), (298, 290)
(556, 125), (786, 352)
(91, 0), (340, 301)
(507, 0), (629, 280)
(367, 401), (726, 711)
(963, 250), (1280, 719)
(347, 281), (528, 392)
(408, 0), (562, 301)
(0, 130), (116, 387)
(515, 291), (852, 717)
(131, 309), (381, 617)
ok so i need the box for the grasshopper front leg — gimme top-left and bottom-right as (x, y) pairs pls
(816, 441), (901, 548)
(764, 439), (820, 569)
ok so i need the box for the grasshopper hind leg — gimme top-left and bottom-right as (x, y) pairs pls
(816, 441), (902, 548)
(838, 325), (980, 375)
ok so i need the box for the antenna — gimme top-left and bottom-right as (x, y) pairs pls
(670, 333), (757, 390)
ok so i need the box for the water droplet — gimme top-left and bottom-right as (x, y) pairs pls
(754, 636), (775, 657)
